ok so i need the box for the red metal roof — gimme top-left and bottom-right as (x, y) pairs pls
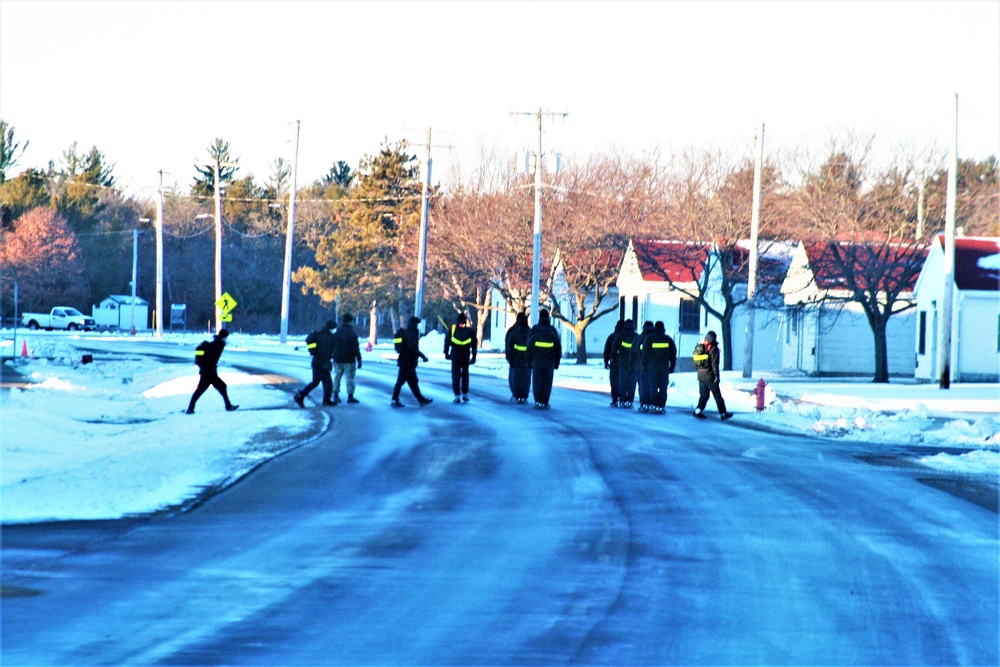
(936, 235), (1000, 292)
(800, 241), (928, 293)
(631, 240), (710, 283)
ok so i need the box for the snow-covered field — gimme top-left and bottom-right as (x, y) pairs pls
(2, 331), (997, 525)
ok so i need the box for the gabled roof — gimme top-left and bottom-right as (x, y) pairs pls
(630, 240), (709, 283)
(936, 235), (1000, 292)
(800, 241), (927, 293)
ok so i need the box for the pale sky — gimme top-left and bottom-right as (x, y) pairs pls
(1, 0), (998, 198)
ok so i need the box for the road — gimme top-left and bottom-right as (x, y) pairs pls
(3, 342), (998, 665)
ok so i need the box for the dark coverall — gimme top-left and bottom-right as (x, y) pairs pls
(444, 322), (477, 399)
(297, 327), (335, 404)
(641, 328), (677, 410)
(633, 321), (655, 409)
(603, 320), (624, 406)
(505, 317), (532, 401)
(525, 318), (561, 406)
(612, 322), (638, 406)
(392, 321), (430, 404)
(694, 341), (729, 415)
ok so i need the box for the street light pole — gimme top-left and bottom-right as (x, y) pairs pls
(131, 228), (139, 334)
(154, 172), (165, 339)
(415, 127), (432, 320)
(212, 160), (224, 331)
(279, 120), (300, 344)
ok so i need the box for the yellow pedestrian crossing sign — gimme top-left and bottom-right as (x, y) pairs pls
(216, 292), (237, 315)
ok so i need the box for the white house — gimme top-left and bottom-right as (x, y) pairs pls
(914, 235), (1000, 383)
(616, 239), (791, 372)
(780, 242), (919, 377)
(92, 295), (150, 331)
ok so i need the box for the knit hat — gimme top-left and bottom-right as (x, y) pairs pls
(457, 313), (467, 324)
(326, 319), (337, 330)
(341, 313), (354, 324)
(516, 312), (528, 325)
(654, 321), (665, 333)
(217, 329), (229, 339)
(705, 330), (717, 343)
(408, 316), (421, 326)
(538, 309), (550, 321)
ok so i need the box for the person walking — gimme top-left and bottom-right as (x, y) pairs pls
(294, 320), (337, 407)
(641, 321), (677, 414)
(632, 320), (655, 412)
(692, 330), (733, 420)
(391, 316), (433, 408)
(612, 319), (638, 408)
(186, 329), (238, 414)
(331, 313), (363, 405)
(603, 320), (624, 407)
(505, 311), (532, 404)
(525, 309), (561, 409)
(444, 313), (477, 403)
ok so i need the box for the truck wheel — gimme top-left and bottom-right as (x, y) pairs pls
(68, 323), (79, 331)
(28, 321), (39, 330)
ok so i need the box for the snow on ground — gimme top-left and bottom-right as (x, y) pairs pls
(1, 330), (998, 525)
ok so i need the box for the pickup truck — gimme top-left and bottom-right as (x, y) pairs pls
(21, 307), (97, 331)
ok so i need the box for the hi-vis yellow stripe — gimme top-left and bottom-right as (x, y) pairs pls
(195, 350), (205, 356)
(692, 354), (708, 361)
(513, 344), (527, 351)
(393, 337), (403, 344)
(652, 342), (671, 349)
(451, 337), (471, 346)
(534, 341), (555, 348)
(621, 341), (632, 349)
(307, 343), (317, 349)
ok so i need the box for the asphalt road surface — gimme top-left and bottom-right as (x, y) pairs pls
(3, 345), (998, 665)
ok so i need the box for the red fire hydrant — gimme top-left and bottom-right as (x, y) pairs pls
(752, 378), (767, 412)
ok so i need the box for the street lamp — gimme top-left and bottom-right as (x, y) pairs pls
(195, 211), (223, 330)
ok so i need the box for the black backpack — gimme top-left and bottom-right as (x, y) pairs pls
(693, 343), (711, 370)
(305, 330), (320, 356)
(194, 340), (209, 368)
(393, 328), (406, 353)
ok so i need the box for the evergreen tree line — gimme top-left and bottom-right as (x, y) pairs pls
(1, 120), (997, 362)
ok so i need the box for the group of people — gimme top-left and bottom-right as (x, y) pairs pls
(293, 314), (363, 408)
(186, 311), (731, 421)
(603, 319), (677, 414)
(390, 308), (562, 410)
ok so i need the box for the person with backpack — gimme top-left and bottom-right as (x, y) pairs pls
(294, 320), (337, 408)
(641, 321), (677, 414)
(186, 329), (238, 414)
(525, 309), (561, 409)
(391, 316), (433, 408)
(612, 319), (638, 408)
(505, 311), (532, 403)
(603, 320), (624, 407)
(444, 313), (477, 403)
(692, 330), (733, 420)
(330, 313), (363, 405)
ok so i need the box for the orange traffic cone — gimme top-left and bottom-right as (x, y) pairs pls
(21, 339), (28, 357)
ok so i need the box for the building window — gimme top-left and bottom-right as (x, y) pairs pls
(918, 311), (927, 355)
(679, 299), (700, 332)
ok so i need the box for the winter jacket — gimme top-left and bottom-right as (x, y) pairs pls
(331, 324), (362, 365)
(444, 323), (477, 364)
(526, 321), (561, 369)
(611, 323), (638, 371)
(641, 331), (677, 374)
(631, 321), (655, 371)
(505, 322), (531, 368)
(305, 327), (336, 369)
(604, 321), (624, 368)
(194, 336), (227, 372)
(394, 322), (428, 367)
(695, 341), (722, 384)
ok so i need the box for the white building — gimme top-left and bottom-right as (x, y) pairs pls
(92, 295), (150, 331)
(780, 242), (919, 377)
(914, 235), (1000, 383)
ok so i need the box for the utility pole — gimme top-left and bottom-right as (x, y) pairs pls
(131, 229), (139, 334)
(154, 170), (165, 339)
(407, 126), (451, 321)
(511, 108), (568, 324)
(938, 93), (958, 389)
(742, 123), (764, 379)
(279, 120), (300, 344)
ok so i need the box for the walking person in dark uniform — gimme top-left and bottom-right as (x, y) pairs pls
(187, 329), (238, 414)
(331, 313), (363, 405)
(641, 321), (677, 414)
(633, 320), (655, 412)
(693, 330), (733, 420)
(294, 320), (337, 407)
(525, 309), (561, 409)
(612, 319), (638, 408)
(603, 320), (624, 407)
(505, 311), (532, 403)
(444, 313), (477, 403)
(391, 316), (433, 408)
